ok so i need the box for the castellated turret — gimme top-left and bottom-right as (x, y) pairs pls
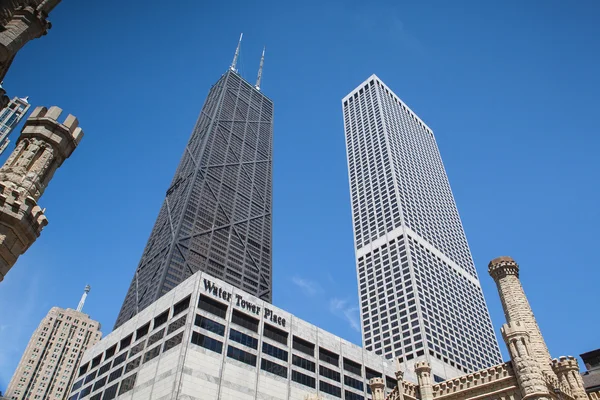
(489, 256), (554, 376)
(369, 377), (386, 400)
(415, 361), (433, 400)
(0, 105), (83, 282)
(501, 321), (552, 400)
(552, 356), (589, 400)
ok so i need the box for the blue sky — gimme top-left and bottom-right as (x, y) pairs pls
(1, 0), (599, 390)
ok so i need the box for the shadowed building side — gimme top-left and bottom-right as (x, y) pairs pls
(114, 65), (274, 328)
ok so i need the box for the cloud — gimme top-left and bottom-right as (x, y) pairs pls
(329, 298), (360, 332)
(292, 276), (321, 297)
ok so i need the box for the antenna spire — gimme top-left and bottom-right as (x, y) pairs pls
(231, 33), (243, 72)
(76, 285), (91, 312)
(255, 46), (265, 90)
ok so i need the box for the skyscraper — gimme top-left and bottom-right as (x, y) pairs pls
(0, 96), (30, 155)
(342, 75), (502, 379)
(115, 40), (273, 329)
(4, 286), (101, 400)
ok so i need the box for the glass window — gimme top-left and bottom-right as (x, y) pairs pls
(153, 310), (169, 329)
(261, 358), (287, 378)
(136, 323), (150, 341)
(291, 370), (315, 388)
(263, 324), (288, 345)
(195, 315), (225, 336)
(92, 376), (107, 392)
(118, 373), (137, 395)
(292, 336), (314, 356)
(262, 342), (288, 362)
(320, 365), (341, 382)
(198, 295), (228, 319)
(292, 354), (315, 372)
(227, 346), (257, 366)
(143, 346), (161, 364)
(320, 381), (341, 398)
(125, 357), (141, 374)
(345, 375), (364, 391)
(167, 315), (187, 335)
(173, 295), (191, 316)
(343, 358), (362, 376)
(229, 328), (258, 349)
(319, 348), (339, 366)
(231, 310), (259, 332)
(190, 331), (222, 354)
(163, 332), (184, 352)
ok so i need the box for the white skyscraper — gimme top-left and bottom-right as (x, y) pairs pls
(342, 75), (502, 380)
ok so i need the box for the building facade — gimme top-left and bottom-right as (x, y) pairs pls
(370, 256), (592, 400)
(0, 96), (30, 155)
(5, 305), (102, 400)
(581, 349), (600, 399)
(0, 106), (83, 282)
(342, 75), (502, 378)
(114, 68), (274, 329)
(69, 271), (404, 400)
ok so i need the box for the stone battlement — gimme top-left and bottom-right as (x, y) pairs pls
(552, 356), (580, 371)
(488, 256), (519, 279)
(501, 321), (530, 339)
(20, 106), (83, 156)
(431, 362), (514, 398)
(415, 361), (432, 372)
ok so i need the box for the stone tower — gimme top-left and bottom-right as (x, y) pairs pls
(501, 321), (552, 400)
(370, 377), (387, 400)
(488, 256), (553, 376)
(0, 105), (83, 282)
(0, 0), (61, 83)
(415, 361), (434, 400)
(552, 356), (589, 400)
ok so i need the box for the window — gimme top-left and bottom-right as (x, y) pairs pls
(118, 373), (137, 395)
(191, 331), (223, 354)
(292, 354), (315, 372)
(79, 385), (92, 397)
(198, 295), (228, 318)
(343, 358), (362, 376)
(98, 362), (111, 377)
(153, 310), (169, 329)
(173, 295), (191, 316)
(229, 328), (258, 349)
(84, 370), (97, 384)
(71, 378), (83, 392)
(319, 348), (339, 366)
(129, 341), (145, 358)
(227, 346), (257, 366)
(91, 354), (102, 369)
(261, 358), (287, 378)
(167, 315), (187, 335)
(320, 381), (341, 398)
(108, 366), (123, 383)
(143, 345), (161, 363)
(125, 356), (141, 374)
(434, 374), (445, 383)
(136, 323), (150, 340)
(263, 342), (288, 362)
(148, 328), (165, 346)
(263, 324), (288, 345)
(113, 352), (127, 367)
(293, 336), (315, 356)
(231, 310), (259, 332)
(105, 344), (117, 359)
(365, 367), (380, 380)
(345, 391), (365, 400)
(102, 383), (119, 400)
(92, 376), (107, 392)
(345, 375), (364, 391)
(163, 331), (184, 352)
(386, 376), (396, 389)
(292, 370), (315, 388)
(195, 315), (225, 336)
(320, 365), (341, 382)
(78, 363), (89, 377)
(119, 334), (133, 351)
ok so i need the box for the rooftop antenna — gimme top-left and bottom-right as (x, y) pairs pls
(76, 285), (91, 312)
(255, 46), (265, 90)
(230, 33), (243, 72)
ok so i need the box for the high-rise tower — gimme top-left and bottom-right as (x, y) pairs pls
(115, 38), (273, 328)
(5, 285), (102, 400)
(342, 75), (502, 379)
(0, 95), (30, 155)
